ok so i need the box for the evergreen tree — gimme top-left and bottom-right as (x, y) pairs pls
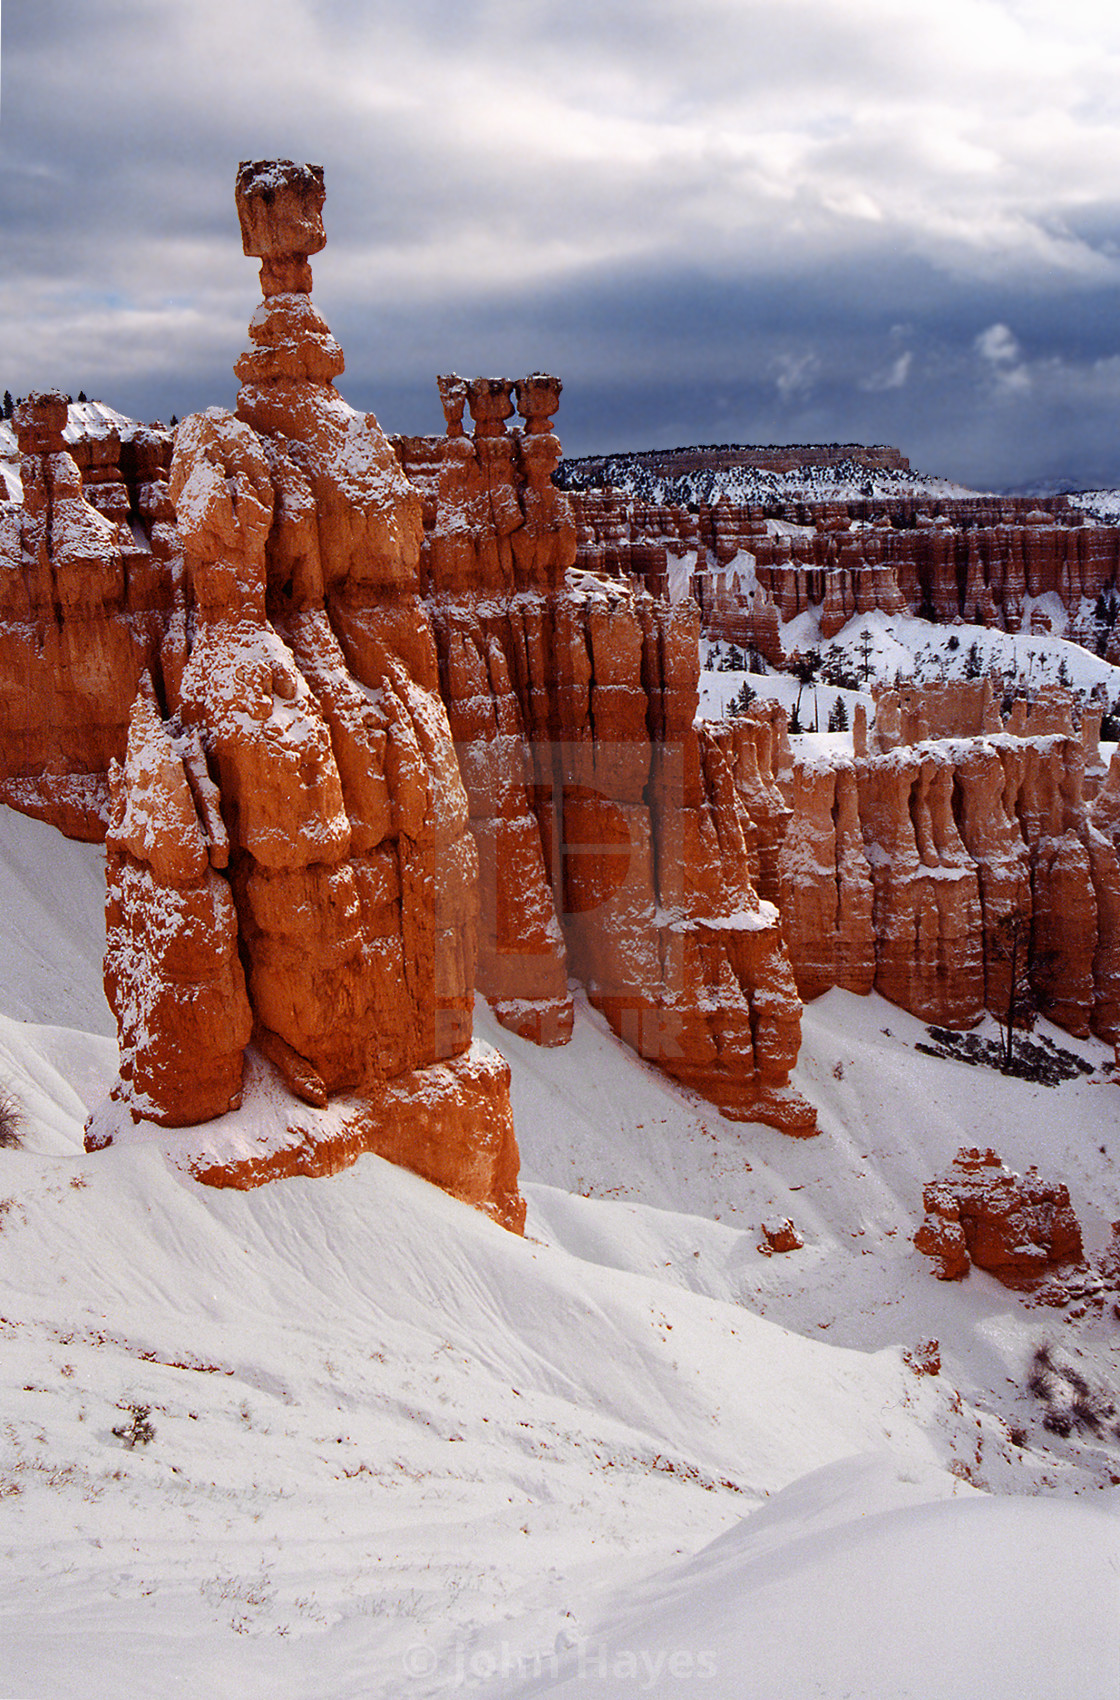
(1092, 590), (1118, 656)
(827, 694), (849, 732)
(2, 391), (12, 421)
(791, 648), (821, 685)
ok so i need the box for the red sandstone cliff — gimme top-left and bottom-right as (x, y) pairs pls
(748, 682), (1120, 1043)
(568, 488), (1120, 640)
(400, 380), (816, 1134)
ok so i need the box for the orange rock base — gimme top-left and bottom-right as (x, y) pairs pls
(86, 1041), (524, 1234)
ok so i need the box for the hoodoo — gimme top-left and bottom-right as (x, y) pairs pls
(400, 370), (816, 1133)
(86, 160), (524, 1230)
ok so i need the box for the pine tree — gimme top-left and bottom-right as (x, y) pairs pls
(827, 694), (849, 732)
(2, 391), (12, 420)
(1101, 694), (1120, 742)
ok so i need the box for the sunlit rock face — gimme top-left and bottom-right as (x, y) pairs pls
(760, 681), (1120, 1045)
(102, 678), (252, 1127)
(89, 160), (523, 1233)
(915, 1147), (1083, 1287)
(402, 384), (816, 1136)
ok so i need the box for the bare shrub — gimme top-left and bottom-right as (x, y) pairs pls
(1027, 1343), (1118, 1439)
(112, 1404), (156, 1449)
(0, 1083), (22, 1149)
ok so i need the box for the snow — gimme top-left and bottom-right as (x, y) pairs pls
(558, 455), (979, 508)
(0, 802), (1119, 1698)
(1069, 488), (1120, 523)
(518, 1460), (1120, 1699)
(701, 604), (1120, 741)
(665, 551), (698, 605)
(0, 421), (20, 501)
(62, 399), (136, 445)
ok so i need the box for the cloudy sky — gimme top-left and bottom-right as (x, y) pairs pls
(5, 0), (1120, 488)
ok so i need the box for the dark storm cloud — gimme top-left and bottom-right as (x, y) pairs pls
(5, 0), (1120, 488)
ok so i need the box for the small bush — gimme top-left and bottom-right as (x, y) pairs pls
(0, 1084), (22, 1149)
(112, 1404), (156, 1449)
(1027, 1344), (1117, 1440)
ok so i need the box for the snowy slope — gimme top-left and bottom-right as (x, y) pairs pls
(510, 1457), (1120, 1700)
(556, 455), (978, 507)
(0, 805), (1118, 1699)
(700, 606), (1120, 744)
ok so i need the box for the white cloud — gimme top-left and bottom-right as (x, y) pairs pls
(774, 352), (821, 401)
(974, 322), (1032, 393)
(976, 324), (1022, 365)
(861, 350), (913, 391)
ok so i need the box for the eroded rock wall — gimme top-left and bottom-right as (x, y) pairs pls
(404, 391), (816, 1134)
(568, 488), (1120, 639)
(764, 702), (1120, 1041)
(0, 392), (180, 839)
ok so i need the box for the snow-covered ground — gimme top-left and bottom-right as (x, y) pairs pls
(1069, 489), (1120, 523)
(1, 804), (1118, 1699)
(700, 605), (1120, 753)
(557, 455), (979, 507)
